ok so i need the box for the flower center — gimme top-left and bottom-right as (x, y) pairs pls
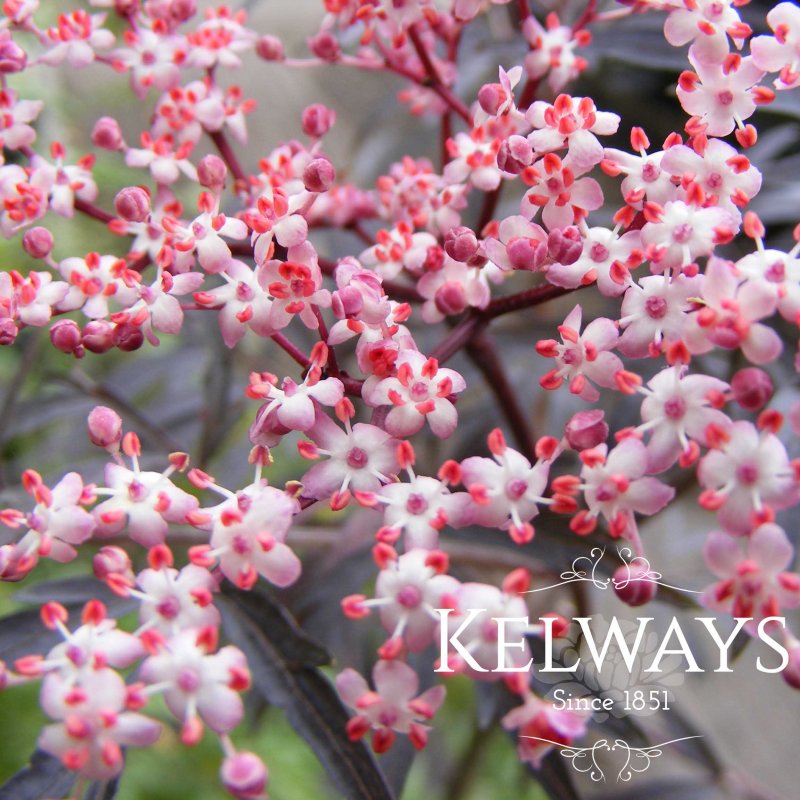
(672, 223), (693, 244)
(736, 462), (759, 485)
(663, 396), (686, 420)
(717, 90), (734, 106)
(397, 585), (422, 608)
(645, 295), (668, 319)
(405, 493), (428, 515)
(156, 595), (181, 620)
(590, 242), (609, 262)
(506, 478), (528, 501)
(409, 381), (429, 401)
(177, 667), (201, 692)
(641, 162), (660, 182)
(346, 447), (368, 469)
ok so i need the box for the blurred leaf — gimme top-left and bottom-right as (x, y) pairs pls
(532, 749), (581, 800)
(84, 776), (121, 800)
(218, 586), (395, 800)
(0, 748), (75, 800)
(591, 778), (716, 800)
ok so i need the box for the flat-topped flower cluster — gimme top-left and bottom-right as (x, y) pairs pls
(1, 0), (800, 797)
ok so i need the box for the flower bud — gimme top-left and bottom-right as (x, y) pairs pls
(613, 563), (657, 607)
(444, 226), (479, 263)
(507, 237), (547, 271)
(731, 367), (773, 412)
(497, 135), (533, 174)
(301, 103), (336, 138)
(220, 752), (268, 799)
(548, 226), (582, 265)
(782, 642), (800, 691)
(302, 157), (335, 193)
(92, 117), (124, 150)
(87, 406), (123, 450)
(331, 286), (364, 319)
(255, 34), (284, 61)
(565, 410), (608, 451)
(114, 187), (150, 222)
(307, 32), (340, 62)
(168, 0), (196, 22)
(93, 545), (133, 581)
(82, 320), (115, 353)
(112, 322), (144, 352)
(0, 318), (17, 346)
(477, 82), (504, 115)
(0, 31), (27, 73)
(197, 154), (227, 190)
(113, 0), (139, 15)
(22, 227), (54, 259)
(434, 281), (468, 316)
(50, 320), (83, 355)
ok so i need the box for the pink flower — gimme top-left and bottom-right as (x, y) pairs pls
(637, 365), (731, 473)
(750, 2), (800, 90)
(0, 269), (67, 327)
(360, 222), (438, 281)
(444, 128), (505, 192)
(140, 628), (250, 742)
(698, 420), (799, 536)
(336, 659), (445, 752)
(417, 256), (501, 323)
(125, 134), (197, 185)
(363, 350), (466, 438)
(702, 523), (800, 627)
(40, 11), (115, 68)
(56, 253), (140, 319)
(536, 304), (622, 402)
(185, 6), (256, 69)
(522, 15), (589, 92)
(0, 88), (42, 151)
(112, 27), (183, 99)
(663, 0), (750, 63)
(482, 215), (548, 272)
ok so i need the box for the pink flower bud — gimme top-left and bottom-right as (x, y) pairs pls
(255, 34), (284, 61)
(220, 751), (268, 799)
(92, 117), (124, 150)
(112, 323), (144, 352)
(301, 104), (336, 138)
(87, 406), (123, 450)
(307, 32), (340, 62)
(50, 320), (83, 355)
(114, 187), (150, 222)
(22, 226), (54, 259)
(444, 226), (479, 262)
(507, 237), (547, 271)
(564, 410), (608, 450)
(424, 245), (445, 271)
(0, 318), (17, 346)
(0, 31), (26, 73)
(197, 154), (227, 189)
(548, 227), (582, 265)
(783, 644), (800, 690)
(435, 281), (468, 316)
(613, 563), (657, 607)
(113, 0), (139, 15)
(731, 367), (773, 412)
(497, 135), (533, 174)
(477, 82), (504, 115)
(93, 545), (133, 580)
(331, 286), (363, 319)
(302, 157), (335, 193)
(168, 0), (196, 22)
(82, 320), (115, 353)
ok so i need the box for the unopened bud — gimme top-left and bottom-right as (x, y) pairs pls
(112, 322), (144, 352)
(220, 751), (268, 799)
(114, 187), (150, 222)
(497, 135), (533, 174)
(82, 320), (115, 353)
(255, 34), (284, 61)
(613, 562), (657, 607)
(302, 157), (335, 193)
(92, 117), (124, 150)
(444, 226), (479, 262)
(169, 0), (196, 22)
(88, 406), (123, 450)
(93, 545), (133, 580)
(434, 281), (468, 316)
(507, 236), (547, 271)
(548, 226), (583, 265)
(331, 286), (363, 319)
(0, 31), (26, 73)
(477, 82), (504, 115)
(197, 154), (227, 190)
(565, 410), (608, 451)
(50, 320), (83, 355)
(22, 226), (54, 259)
(307, 32), (340, 62)
(0, 318), (17, 346)
(301, 103), (336, 138)
(731, 367), (773, 412)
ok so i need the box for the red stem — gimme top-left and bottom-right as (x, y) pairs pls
(74, 197), (115, 225)
(209, 130), (247, 185)
(573, 0), (598, 32)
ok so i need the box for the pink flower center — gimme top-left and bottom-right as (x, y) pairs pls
(645, 295), (668, 319)
(706, 172), (722, 189)
(717, 90), (734, 106)
(481, 617), (499, 642)
(672, 223), (693, 243)
(156, 595), (181, 620)
(128, 479), (148, 502)
(236, 282), (254, 302)
(346, 447), (368, 469)
(232, 533), (251, 555)
(663, 396), (686, 419)
(595, 480), (618, 502)
(590, 242), (609, 262)
(736, 462), (759, 485)
(641, 162), (661, 182)
(410, 381), (429, 401)
(506, 478), (528, 500)
(765, 260), (785, 282)
(397, 585), (422, 608)
(177, 667), (201, 692)
(406, 493), (428, 515)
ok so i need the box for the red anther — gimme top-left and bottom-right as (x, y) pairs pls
(228, 665), (251, 692)
(600, 158), (622, 177)
(188, 544), (215, 568)
(502, 567), (531, 595)
(168, 452), (190, 472)
(678, 70), (699, 91)
(630, 127), (650, 151)
(615, 370), (643, 394)
(181, 716), (204, 747)
(424, 550), (449, 574)
(757, 408), (783, 433)
(713, 225), (735, 245)
(41, 601), (68, 630)
(189, 587), (213, 607)
(310, 340), (329, 367)
(341, 594), (370, 619)
(21, 469), (43, 494)
(468, 484), (490, 505)
(196, 625), (218, 653)
(569, 510), (597, 535)
(437, 459), (462, 485)
(397, 440), (415, 469)
(704, 422), (731, 449)
(377, 637), (404, 660)
(551, 493), (579, 514)
(678, 441), (701, 468)
(345, 715), (370, 742)
(752, 86), (775, 105)
(487, 427), (506, 456)
(509, 521), (534, 544)
(735, 124), (757, 148)
(698, 489), (725, 510)
(535, 338), (560, 357)
(122, 431), (141, 458)
(372, 542), (397, 569)
(665, 340), (691, 365)
(642, 201), (663, 223)
(551, 475), (581, 495)
(187, 468), (215, 489)
(81, 599), (106, 626)
(535, 436), (559, 461)
(743, 211), (765, 240)
(148, 544), (174, 570)
(375, 526), (401, 544)
(297, 440), (320, 460)
(330, 489), (351, 511)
